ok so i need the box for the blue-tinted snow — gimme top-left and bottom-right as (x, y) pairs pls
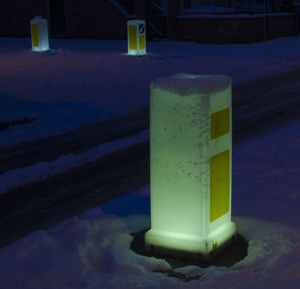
(0, 36), (299, 288)
(0, 93), (102, 147)
(0, 36), (300, 149)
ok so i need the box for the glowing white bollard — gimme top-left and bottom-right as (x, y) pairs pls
(30, 16), (50, 52)
(127, 20), (146, 56)
(145, 73), (236, 258)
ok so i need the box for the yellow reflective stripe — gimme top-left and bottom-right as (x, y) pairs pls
(210, 149), (230, 222)
(129, 25), (137, 50)
(139, 34), (145, 50)
(32, 23), (39, 47)
(212, 241), (218, 250)
(210, 107), (230, 140)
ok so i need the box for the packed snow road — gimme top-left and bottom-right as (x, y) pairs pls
(0, 108), (148, 174)
(233, 67), (300, 142)
(0, 67), (299, 175)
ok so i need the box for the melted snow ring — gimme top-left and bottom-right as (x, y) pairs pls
(130, 230), (248, 270)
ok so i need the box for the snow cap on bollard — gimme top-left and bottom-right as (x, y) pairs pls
(145, 73), (236, 259)
(127, 20), (146, 56)
(30, 16), (50, 52)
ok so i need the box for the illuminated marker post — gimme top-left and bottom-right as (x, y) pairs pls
(30, 16), (50, 52)
(127, 20), (146, 56)
(145, 74), (236, 259)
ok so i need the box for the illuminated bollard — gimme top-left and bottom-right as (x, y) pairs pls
(30, 16), (50, 52)
(145, 73), (236, 259)
(127, 20), (146, 56)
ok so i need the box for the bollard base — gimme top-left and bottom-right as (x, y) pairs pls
(131, 230), (248, 269)
(145, 222), (236, 261)
(32, 48), (50, 53)
(124, 52), (147, 57)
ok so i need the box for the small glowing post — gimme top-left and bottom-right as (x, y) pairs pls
(127, 20), (146, 56)
(145, 74), (236, 258)
(30, 16), (50, 52)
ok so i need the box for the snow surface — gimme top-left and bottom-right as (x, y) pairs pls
(181, 6), (236, 14)
(1, 209), (299, 289)
(0, 37), (299, 288)
(1, 36), (300, 147)
(1, 122), (299, 289)
(179, 12), (294, 18)
(0, 129), (149, 193)
(1, 128), (300, 289)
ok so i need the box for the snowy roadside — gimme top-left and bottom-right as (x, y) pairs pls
(1, 36), (300, 149)
(0, 124), (299, 288)
(0, 130), (149, 193)
(0, 66), (299, 194)
(0, 37), (299, 288)
(0, 209), (297, 289)
(0, 117), (299, 244)
(0, 191), (299, 289)
(1, 36), (299, 195)
(1, 117), (297, 287)
(0, 140), (149, 249)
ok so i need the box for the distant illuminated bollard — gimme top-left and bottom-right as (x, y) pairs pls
(30, 16), (50, 52)
(145, 74), (236, 258)
(127, 20), (146, 56)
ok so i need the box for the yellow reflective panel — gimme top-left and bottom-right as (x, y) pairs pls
(139, 34), (145, 50)
(210, 149), (230, 222)
(129, 25), (137, 50)
(32, 23), (39, 47)
(212, 241), (218, 250)
(210, 108), (230, 140)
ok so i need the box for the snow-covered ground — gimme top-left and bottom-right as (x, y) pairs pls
(0, 129), (149, 193)
(1, 36), (300, 147)
(0, 36), (299, 288)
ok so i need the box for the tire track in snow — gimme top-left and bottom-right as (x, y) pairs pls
(0, 67), (299, 176)
(0, 141), (150, 249)
(233, 67), (300, 143)
(0, 130), (149, 194)
(0, 107), (149, 175)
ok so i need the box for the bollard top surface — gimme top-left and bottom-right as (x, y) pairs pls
(150, 73), (231, 96)
(31, 16), (47, 23)
(128, 19), (146, 25)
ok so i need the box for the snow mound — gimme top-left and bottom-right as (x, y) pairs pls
(0, 206), (299, 289)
